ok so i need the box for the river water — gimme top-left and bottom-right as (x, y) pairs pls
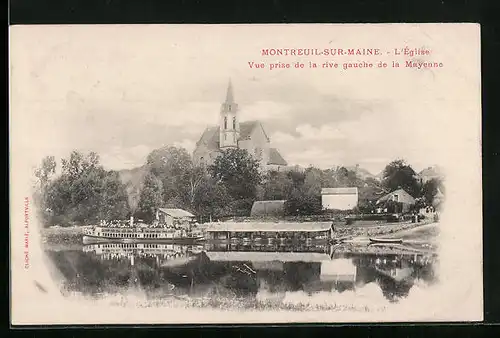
(45, 240), (438, 308)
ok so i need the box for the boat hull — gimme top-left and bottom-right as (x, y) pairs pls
(369, 238), (403, 244)
(83, 235), (205, 245)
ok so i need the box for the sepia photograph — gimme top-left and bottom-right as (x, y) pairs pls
(9, 23), (482, 324)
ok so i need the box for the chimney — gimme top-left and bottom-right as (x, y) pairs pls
(130, 216), (134, 227)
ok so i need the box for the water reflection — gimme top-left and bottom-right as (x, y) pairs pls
(47, 242), (437, 304)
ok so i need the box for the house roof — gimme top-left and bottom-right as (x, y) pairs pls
(205, 222), (333, 233)
(376, 189), (416, 205)
(158, 208), (195, 218)
(268, 148), (288, 166)
(345, 165), (375, 180)
(418, 166), (444, 179)
(321, 187), (358, 195)
(205, 251), (331, 262)
(250, 200), (287, 217)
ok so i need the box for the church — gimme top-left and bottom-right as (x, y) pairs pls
(193, 80), (289, 171)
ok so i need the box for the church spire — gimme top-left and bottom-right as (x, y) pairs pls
(225, 78), (234, 103)
(219, 78), (239, 148)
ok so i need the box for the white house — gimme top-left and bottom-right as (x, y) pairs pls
(321, 187), (359, 211)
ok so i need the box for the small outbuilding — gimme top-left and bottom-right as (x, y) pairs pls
(156, 208), (196, 228)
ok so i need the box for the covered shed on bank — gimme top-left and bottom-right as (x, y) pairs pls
(250, 200), (287, 217)
(205, 222), (334, 240)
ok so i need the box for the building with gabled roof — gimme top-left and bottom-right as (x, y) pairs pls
(376, 188), (416, 213)
(193, 80), (288, 171)
(156, 208), (196, 228)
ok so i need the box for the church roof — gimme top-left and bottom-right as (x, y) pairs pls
(196, 125), (220, 150)
(195, 121), (266, 148)
(268, 148), (288, 166)
(239, 120), (259, 140)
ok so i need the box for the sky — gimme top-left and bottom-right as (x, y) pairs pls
(10, 24), (481, 175)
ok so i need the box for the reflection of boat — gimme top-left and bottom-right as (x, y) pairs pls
(82, 242), (204, 269)
(369, 238), (403, 244)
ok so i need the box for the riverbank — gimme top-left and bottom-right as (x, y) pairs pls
(40, 220), (436, 247)
(333, 220), (436, 241)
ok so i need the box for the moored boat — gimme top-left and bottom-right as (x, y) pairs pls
(83, 213), (205, 244)
(83, 226), (205, 244)
(369, 237), (404, 244)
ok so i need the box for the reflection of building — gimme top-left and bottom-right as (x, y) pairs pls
(302, 259), (357, 293)
(192, 80), (288, 171)
(156, 208), (196, 228)
(320, 259), (357, 283)
(205, 251), (331, 263)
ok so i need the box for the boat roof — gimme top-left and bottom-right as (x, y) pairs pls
(205, 222), (332, 232)
(205, 251), (331, 262)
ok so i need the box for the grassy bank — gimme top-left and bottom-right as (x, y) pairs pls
(41, 226), (86, 245)
(333, 220), (436, 241)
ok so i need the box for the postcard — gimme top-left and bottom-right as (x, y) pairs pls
(9, 23), (482, 324)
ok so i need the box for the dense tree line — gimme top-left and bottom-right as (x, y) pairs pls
(34, 148), (445, 226)
(34, 151), (130, 227)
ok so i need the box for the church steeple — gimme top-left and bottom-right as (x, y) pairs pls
(219, 79), (239, 148)
(225, 78), (234, 103)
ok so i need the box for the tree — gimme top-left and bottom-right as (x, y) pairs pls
(137, 172), (164, 223)
(33, 155), (57, 220)
(381, 159), (421, 197)
(34, 155), (57, 188)
(193, 177), (232, 219)
(261, 170), (292, 200)
(421, 178), (444, 206)
(209, 148), (262, 201)
(41, 151), (131, 226)
(99, 171), (130, 221)
(145, 146), (193, 207)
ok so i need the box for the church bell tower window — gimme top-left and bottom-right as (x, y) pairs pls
(224, 116), (227, 129)
(232, 117), (236, 130)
